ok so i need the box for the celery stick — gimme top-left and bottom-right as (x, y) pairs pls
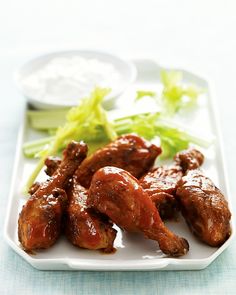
(24, 155), (47, 194)
(27, 109), (67, 130)
(23, 136), (54, 158)
(23, 136), (54, 149)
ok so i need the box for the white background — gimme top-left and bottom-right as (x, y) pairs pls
(0, 0), (236, 294)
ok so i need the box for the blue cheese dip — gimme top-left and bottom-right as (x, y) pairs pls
(19, 56), (122, 104)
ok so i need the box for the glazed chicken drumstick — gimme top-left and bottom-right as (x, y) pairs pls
(65, 181), (117, 252)
(173, 148), (231, 246)
(88, 166), (189, 257)
(18, 141), (87, 251)
(75, 134), (161, 188)
(140, 148), (204, 219)
(176, 169), (231, 246)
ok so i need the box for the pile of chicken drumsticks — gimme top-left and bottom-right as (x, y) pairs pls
(18, 134), (231, 257)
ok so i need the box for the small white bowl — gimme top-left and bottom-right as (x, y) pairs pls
(15, 50), (137, 109)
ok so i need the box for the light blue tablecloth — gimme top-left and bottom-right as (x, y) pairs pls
(0, 52), (236, 295)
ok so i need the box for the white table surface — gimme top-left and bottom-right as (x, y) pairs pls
(0, 1), (236, 294)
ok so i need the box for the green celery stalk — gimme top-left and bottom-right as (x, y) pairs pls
(27, 109), (67, 130)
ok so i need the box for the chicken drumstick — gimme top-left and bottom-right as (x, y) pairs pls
(88, 166), (189, 257)
(176, 169), (231, 246)
(75, 134), (161, 188)
(65, 181), (117, 252)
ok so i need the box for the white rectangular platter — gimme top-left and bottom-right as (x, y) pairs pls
(4, 59), (235, 271)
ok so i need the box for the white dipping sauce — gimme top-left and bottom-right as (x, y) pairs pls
(20, 56), (122, 103)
